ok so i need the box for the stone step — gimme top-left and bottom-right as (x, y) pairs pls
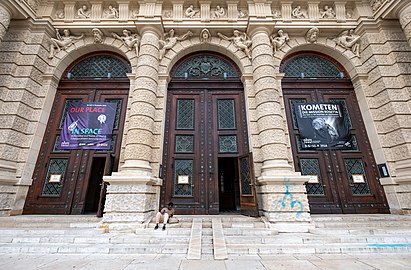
(312, 214), (411, 222)
(223, 227), (278, 236)
(0, 228), (105, 236)
(313, 221), (411, 228)
(309, 227), (411, 235)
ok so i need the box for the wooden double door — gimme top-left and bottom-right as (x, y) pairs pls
(23, 81), (128, 215)
(161, 81), (258, 216)
(283, 79), (389, 214)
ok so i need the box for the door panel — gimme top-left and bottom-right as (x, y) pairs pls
(24, 82), (129, 215)
(162, 85), (256, 215)
(238, 153), (259, 217)
(283, 80), (389, 214)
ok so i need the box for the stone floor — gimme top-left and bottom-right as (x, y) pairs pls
(0, 253), (410, 270)
(1, 214), (411, 269)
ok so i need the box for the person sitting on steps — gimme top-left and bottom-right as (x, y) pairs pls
(154, 202), (175, 231)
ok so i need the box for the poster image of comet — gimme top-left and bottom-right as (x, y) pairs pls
(58, 102), (117, 150)
(294, 102), (353, 150)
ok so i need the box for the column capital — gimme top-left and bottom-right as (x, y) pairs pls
(139, 25), (163, 38)
(248, 25), (271, 38)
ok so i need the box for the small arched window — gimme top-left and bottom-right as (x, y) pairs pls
(65, 54), (131, 80)
(280, 53), (347, 79)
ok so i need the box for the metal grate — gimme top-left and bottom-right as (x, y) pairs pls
(218, 99), (236, 129)
(282, 55), (343, 78)
(344, 159), (371, 195)
(174, 159), (193, 196)
(59, 99), (82, 128)
(175, 135), (194, 153)
(176, 99), (195, 129)
(69, 55), (130, 79)
(105, 99), (122, 129)
(239, 156), (252, 195)
(300, 158), (325, 195)
(173, 55), (239, 79)
(41, 159), (68, 196)
(219, 135), (238, 153)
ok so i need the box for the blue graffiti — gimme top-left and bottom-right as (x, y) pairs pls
(275, 181), (304, 217)
(368, 243), (411, 248)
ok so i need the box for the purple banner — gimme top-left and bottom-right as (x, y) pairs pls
(295, 102), (353, 150)
(58, 102), (117, 150)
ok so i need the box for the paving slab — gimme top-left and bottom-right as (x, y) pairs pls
(261, 259), (320, 270)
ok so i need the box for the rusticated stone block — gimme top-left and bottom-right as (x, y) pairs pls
(254, 88), (280, 105)
(128, 101), (156, 117)
(123, 144), (152, 161)
(259, 129), (286, 145)
(255, 101), (282, 117)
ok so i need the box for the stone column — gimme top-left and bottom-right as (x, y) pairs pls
(0, 5), (11, 43)
(399, 4), (411, 47)
(102, 26), (162, 232)
(249, 26), (311, 232)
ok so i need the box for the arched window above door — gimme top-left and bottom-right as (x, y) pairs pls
(280, 53), (347, 79)
(172, 53), (240, 80)
(65, 54), (131, 80)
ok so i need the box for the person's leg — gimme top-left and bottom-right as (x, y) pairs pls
(162, 213), (169, 230)
(154, 212), (162, 230)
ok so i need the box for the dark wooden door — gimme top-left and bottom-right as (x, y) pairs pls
(24, 81), (128, 214)
(238, 153), (259, 217)
(161, 81), (255, 214)
(283, 80), (389, 214)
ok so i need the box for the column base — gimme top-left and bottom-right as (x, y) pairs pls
(257, 173), (312, 232)
(101, 171), (161, 232)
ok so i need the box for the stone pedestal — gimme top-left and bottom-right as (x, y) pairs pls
(101, 173), (161, 232)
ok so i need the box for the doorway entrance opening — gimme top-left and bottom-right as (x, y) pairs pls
(218, 157), (240, 212)
(160, 52), (258, 216)
(23, 52), (130, 215)
(281, 52), (389, 214)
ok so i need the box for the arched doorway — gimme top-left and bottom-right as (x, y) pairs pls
(160, 52), (258, 216)
(24, 52), (130, 215)
(281, 52), (390, 214)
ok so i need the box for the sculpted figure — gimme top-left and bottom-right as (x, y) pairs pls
(214, 6), (225, 18)
(306, 27), (319, 43)
(218, 30), (252, 59)
(292, 6), (306, 19)
(112, 30), (141, 56)
(271, 30), (289, 53)
(159, 29), (193, 59)
(334, 29), (361, 57)
(92, 28), (104, 43)
(104, 5), (119, 19)
(185, 5), (199, 18)
(77, 5), (90, 18)
(321, 6), (336, 19)
(238, 10), (248, 18)
(200, 28), (211, 43)
(48, 29), (84, 59)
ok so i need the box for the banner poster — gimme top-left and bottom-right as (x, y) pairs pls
(58, 102), (117, 150)
(294, 102), (353, 150)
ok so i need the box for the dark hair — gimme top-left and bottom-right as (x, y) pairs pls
(167, 202), (174, 207)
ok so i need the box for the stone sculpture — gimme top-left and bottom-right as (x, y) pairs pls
(214, 6), (225, 18)
(306, 27), (319, 43)
(218, 30), (252, 59)
(185, 5), (199, 18)
(77, 5), (90, 18)
(334, 29), (361, 57)
(112, 30), (141, 56)
(292, 6), (306, 19)
(159, 29), (193, 59)
(271, 30), (289, 53)
(48, 29), (84, 58)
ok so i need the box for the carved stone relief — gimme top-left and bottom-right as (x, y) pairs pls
(76, 5), (91, 19)
(320, 6), (336, 19)
(55, 9), (65, 19)
(48, 28), (84, 59)
(238, 10), (248, 18)
(217, 30), (252, 59)
(112, 30), (141, 56)
(159, 29), (193, 59)
(333, 29), (361, 57)
(292, 6), (307, 19)
(200, 28), (211, 43)
(92, 28), (104, 43)
(103, 5), (119, 19)
(163, 10), (172, 18)
(214, 6), (226, 18)
(306, 27), (319, 43)
(272, 9), (281, 18)
(271, 30), (289, 54)
(185, 5), (200, 18)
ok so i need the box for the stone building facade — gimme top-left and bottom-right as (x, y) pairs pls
(0, 0), (410, 232)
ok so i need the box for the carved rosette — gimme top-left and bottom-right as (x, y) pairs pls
(399, 5), (411, 46)
(0, 5), (11, 42)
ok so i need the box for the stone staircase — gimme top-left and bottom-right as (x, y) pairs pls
(0, 214), (410, 257)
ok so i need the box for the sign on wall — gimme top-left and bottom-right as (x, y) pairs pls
(58, 102), (117, 150)
(294, 102), (353, 150)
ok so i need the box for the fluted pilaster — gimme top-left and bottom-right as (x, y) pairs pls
(0, 5), (11, 43)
